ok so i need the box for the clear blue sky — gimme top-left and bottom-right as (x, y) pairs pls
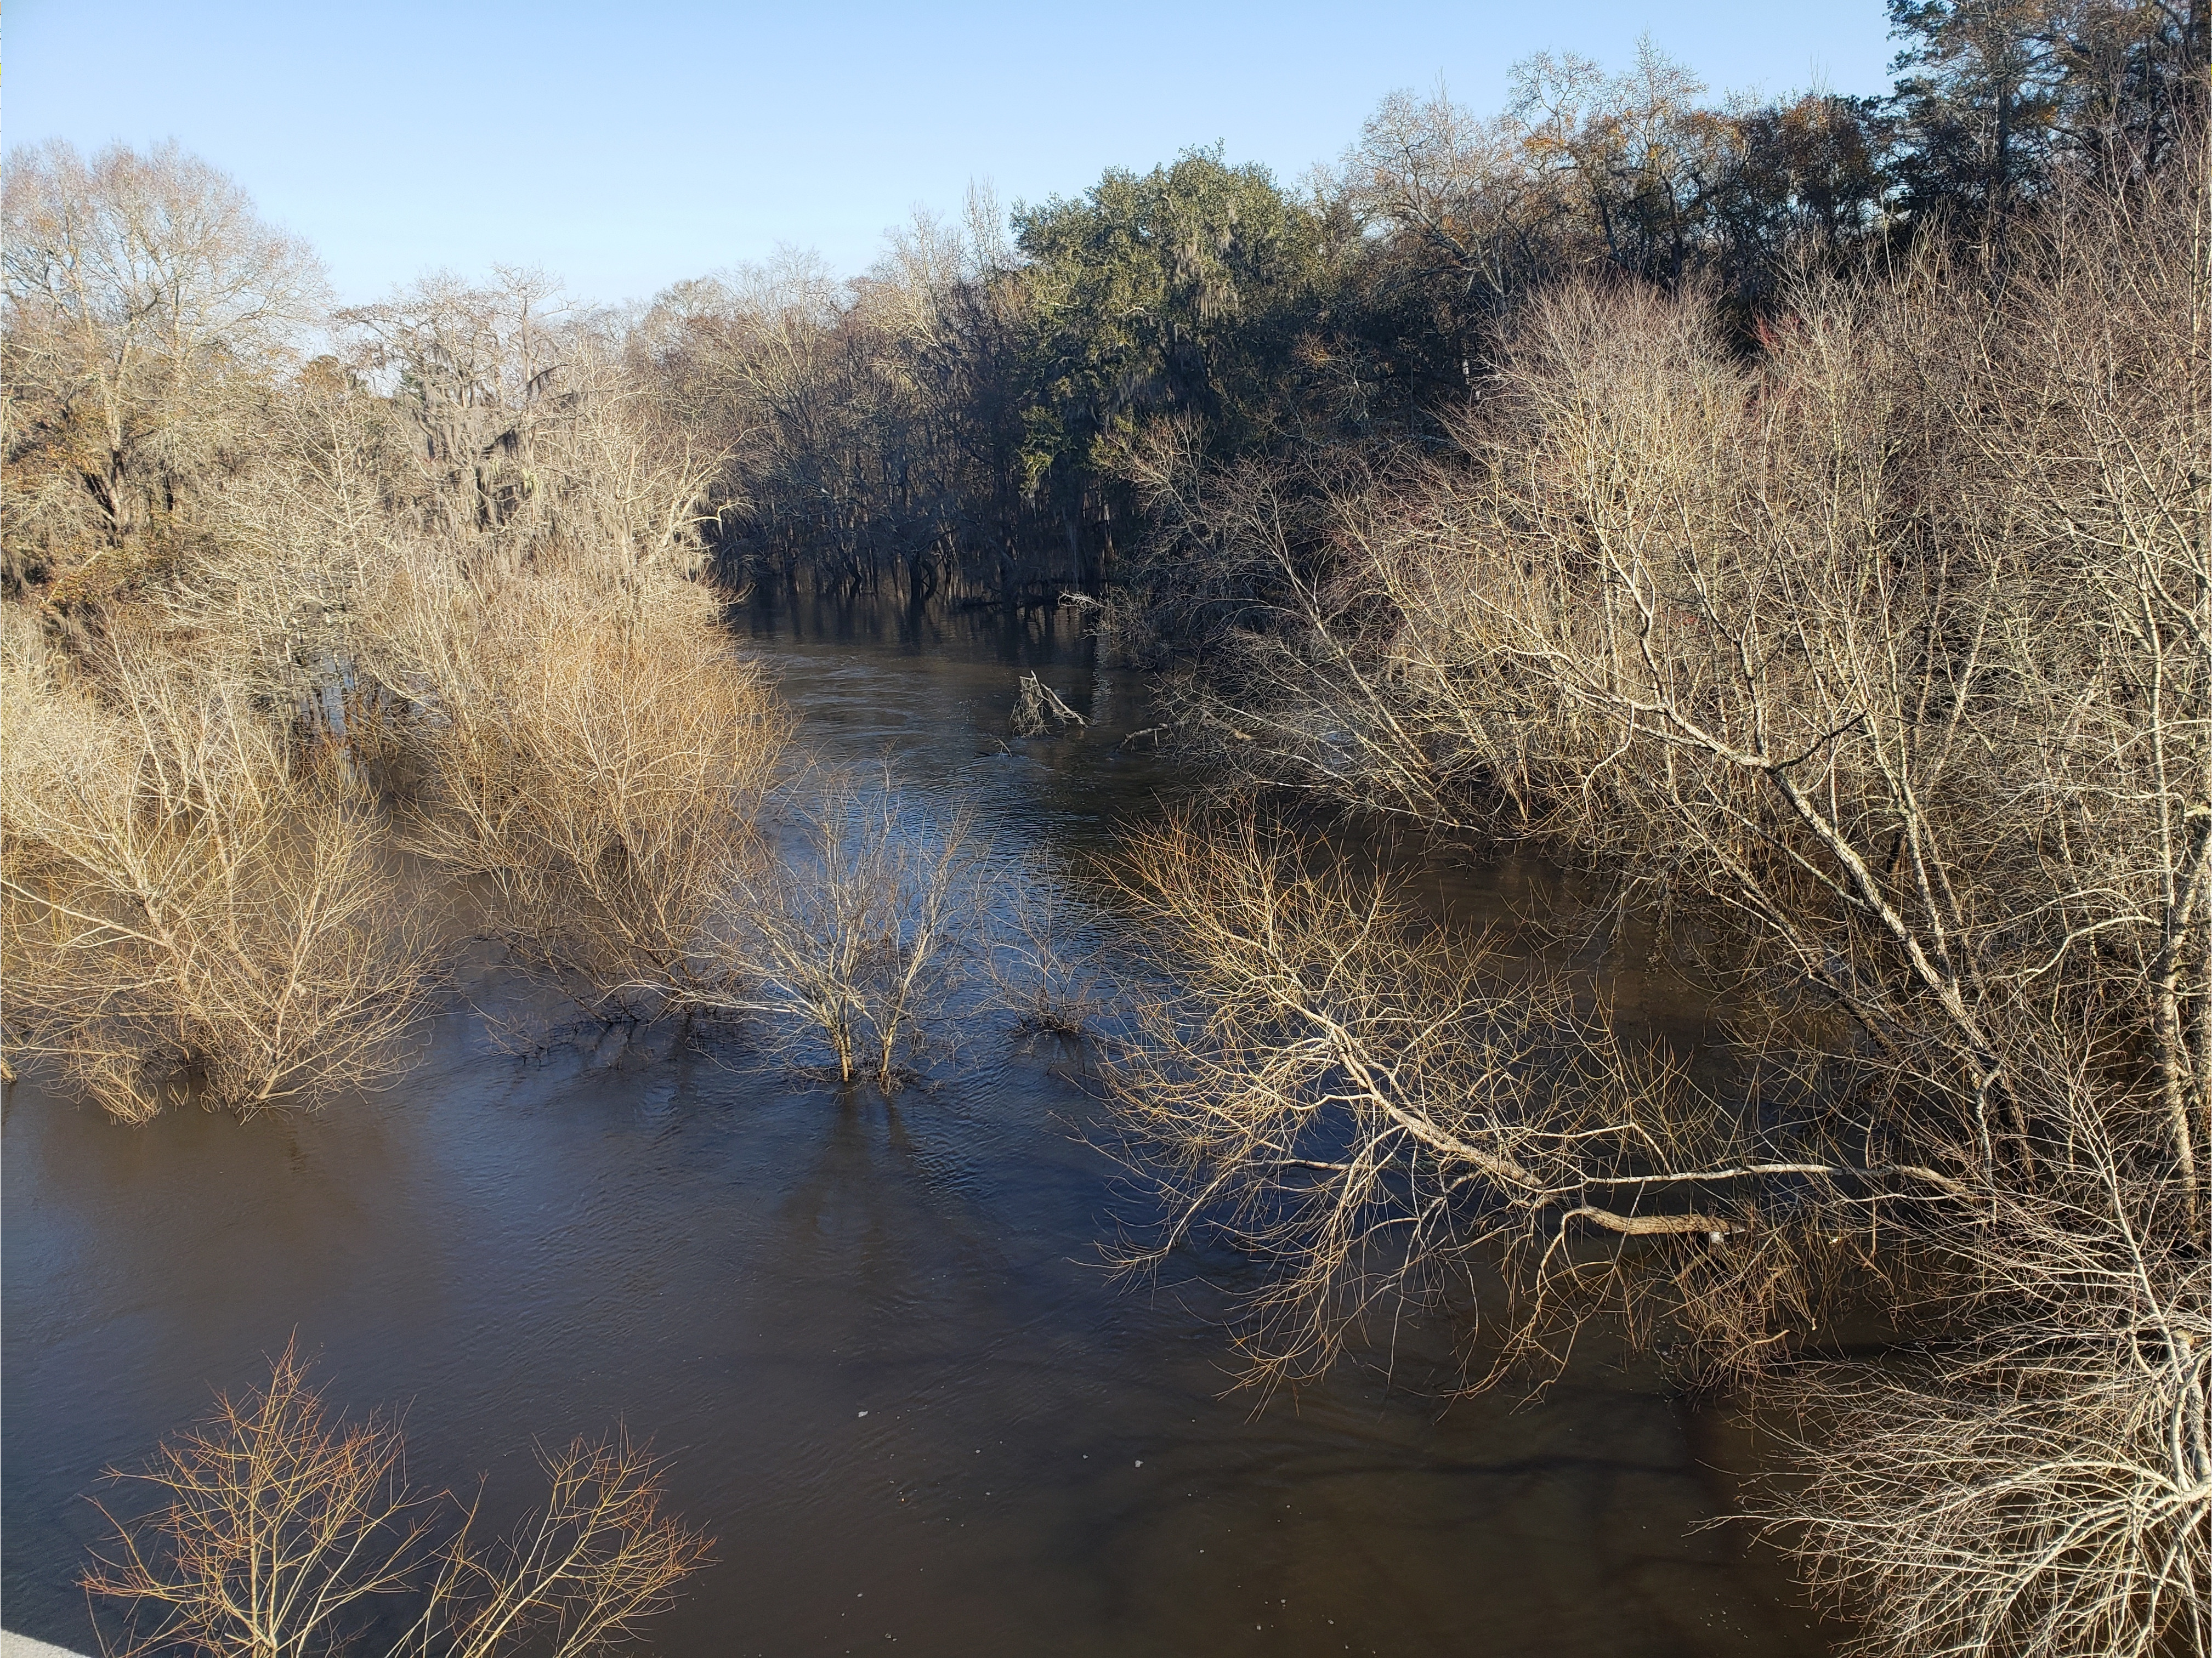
(4, 1), (1897, 306)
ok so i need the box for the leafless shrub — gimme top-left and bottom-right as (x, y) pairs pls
(1767, 1086), (2212, 1658)
(147, 369), (423, 747)
(1101, 810), (1972, 1390)
(83, 1341), (710, 1658)
(363, 553), (789, 1025)
(986, 869), (1113, 1044)
(1, 615), (436, 1119)
(727, 776), (980, 1089)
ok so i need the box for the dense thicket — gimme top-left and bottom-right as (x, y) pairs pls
(1079, 17), (2212, 1658)
(620, 1), (2203, 610)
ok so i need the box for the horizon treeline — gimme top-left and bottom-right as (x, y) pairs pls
(641, 0), (2208, 603)
(5, 2), (2202, 616)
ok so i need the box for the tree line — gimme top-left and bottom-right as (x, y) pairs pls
(655, 0), (2204, 606)
(15, 5), (2192, 622)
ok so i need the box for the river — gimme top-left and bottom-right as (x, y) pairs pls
(1, 593), (1831, 1656)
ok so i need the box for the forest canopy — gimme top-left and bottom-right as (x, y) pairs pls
(5, 3), (2200, 616)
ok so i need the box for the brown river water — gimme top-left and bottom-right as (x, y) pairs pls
(2, 594), (1834, 1656)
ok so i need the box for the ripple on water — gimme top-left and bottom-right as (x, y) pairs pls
(2, 593), (1830, 1656)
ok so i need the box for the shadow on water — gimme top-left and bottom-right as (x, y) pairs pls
(2, 594), (1836, 1657)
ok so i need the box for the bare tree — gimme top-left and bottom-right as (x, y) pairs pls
(1, 614), (436, 1120)
(1158, 137), (2212, 1217)
(2, 140), (325, 597)
(336, 270), (735, 582)
(83, 1342), (710, 1658)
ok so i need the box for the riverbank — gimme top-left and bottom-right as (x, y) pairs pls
(2, 599), (1826, 1656)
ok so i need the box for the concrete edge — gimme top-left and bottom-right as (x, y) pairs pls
(2, 1631), (93, 1658)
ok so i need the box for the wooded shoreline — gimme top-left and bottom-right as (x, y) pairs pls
(6, 11), (2210, 1653)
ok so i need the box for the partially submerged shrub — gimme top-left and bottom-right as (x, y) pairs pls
(83, 1341), (710, 1658)
(730, 775), (981, 1088)
(986, 868), (1114, 1044)
(1, 617), (436, 1118)
(1767, 1105), (2212, 1658)
(1098, 810), (1965, 1390)
(370, 554), (791, 1022)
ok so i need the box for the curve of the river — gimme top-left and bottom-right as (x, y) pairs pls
(1, 593), (1831, 1656)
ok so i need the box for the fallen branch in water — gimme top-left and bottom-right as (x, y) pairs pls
(1011, 672), (1088, 737)
(1100, 810), (1984, 1391)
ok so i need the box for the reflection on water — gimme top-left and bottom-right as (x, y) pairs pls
(2, 591), (1832, 1656)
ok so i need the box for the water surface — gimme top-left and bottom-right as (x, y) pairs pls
(3, 593), (1830, 1656)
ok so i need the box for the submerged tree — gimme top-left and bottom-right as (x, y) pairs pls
(730, 777), (981, 1089)
(82, 1343), (711, 1658)
(0, 613), (438, 1119)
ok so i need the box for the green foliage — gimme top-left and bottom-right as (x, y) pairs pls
(1884, 0), (2204, 235)
(1012, 149), (1334, 492)
(1886, 0), (2071, 230)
